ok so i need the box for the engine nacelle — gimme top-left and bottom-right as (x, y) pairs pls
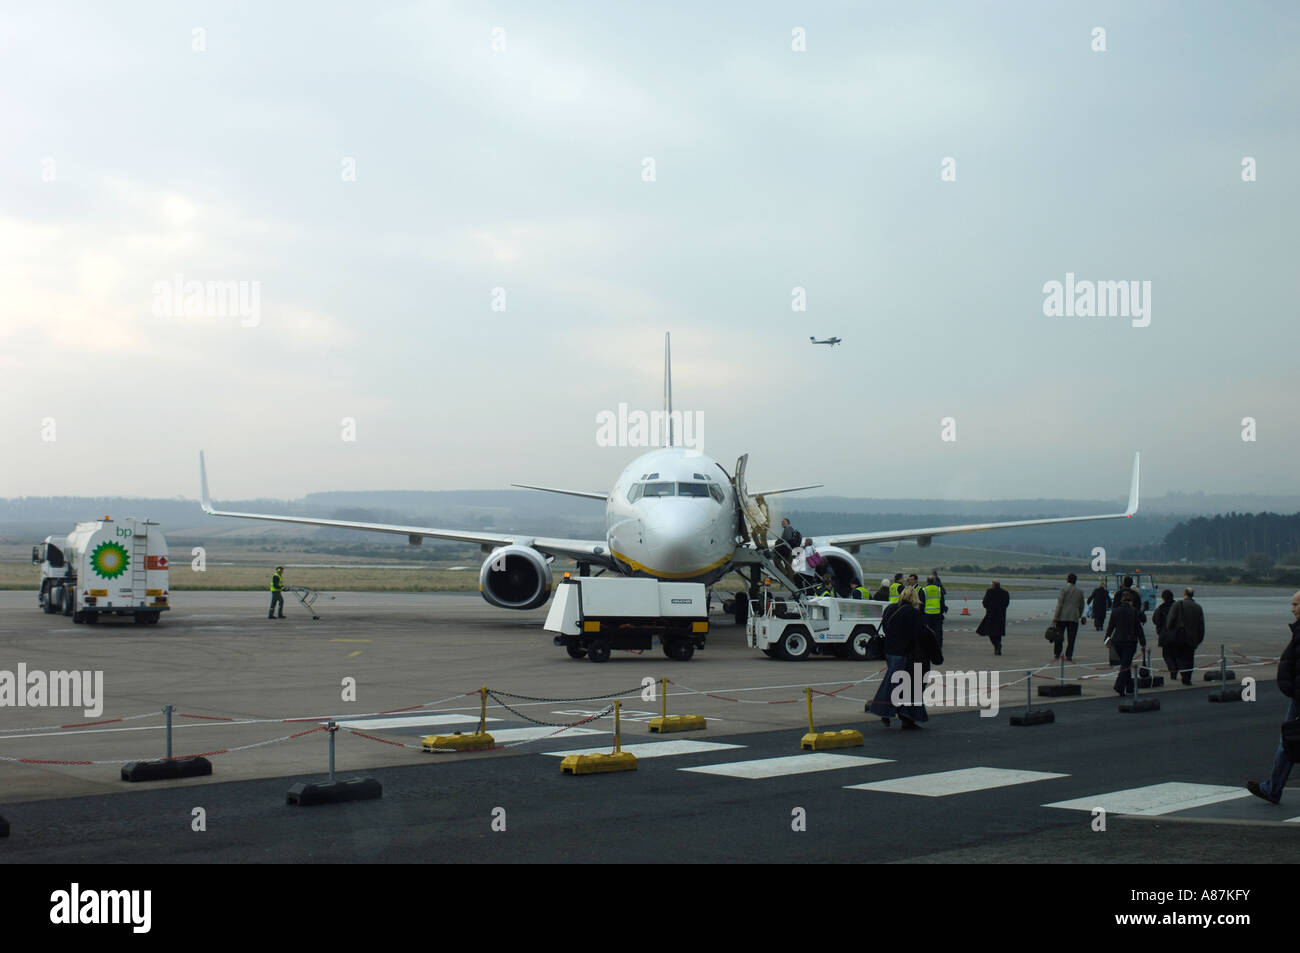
(479, 546), (553, 610)
(818, 545), (865, 598)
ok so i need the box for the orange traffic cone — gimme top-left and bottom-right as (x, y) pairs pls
(960, 596), (970, 616)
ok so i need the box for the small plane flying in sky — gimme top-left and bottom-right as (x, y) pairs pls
(810, 336), (842, 346)
(199, 333), (1139, 610)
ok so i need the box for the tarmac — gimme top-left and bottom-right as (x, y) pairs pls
(0, 583), (1297, 863)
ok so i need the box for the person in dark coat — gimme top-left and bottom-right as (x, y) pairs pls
(1247, 591), (1300, 804)
(1166, 588), (1205, 685)
(977, 580), (1010, 655)
(866, 587), (935, 729)
(1087, 580), (1110, 631)
(1105, 590), (1147, 695)
(1152, 589), (1177, 679)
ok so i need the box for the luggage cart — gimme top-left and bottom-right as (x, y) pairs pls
(283, 585), (332, 620)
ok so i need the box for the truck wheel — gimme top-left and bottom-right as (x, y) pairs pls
(85, 613), (98, 624)
(777, 626), (811, 661)
(134, 613), (147, 625)
(147, 613), (161, 624)
(587, 640), (611, 663)
(733, 598), (748, 626)
(761, 648), (777, 658)
(666, 640), (695, 661)
(847, 626), (876, 661)
(566, 643), (588, 659)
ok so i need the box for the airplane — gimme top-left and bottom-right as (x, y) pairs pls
(810, 336), (842, 347)
(199, 332), (1139, 613)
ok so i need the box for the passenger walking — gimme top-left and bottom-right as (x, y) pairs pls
(1153, 589), (1177, 679)
(1051, 573), (1085, 661)
(775, 518), (800, 562)
(1165, 587), (1205, 685)
(1246, 591), (1300, 804)
(1087, 580), (1110, 631)
(1105, 590), (1147, 695)
(872, 577), (891, 601)
(977, 580), (1010, 655)
(866, 587), (938, 729)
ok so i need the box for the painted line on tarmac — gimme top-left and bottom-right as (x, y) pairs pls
(846, 767), (1068, 797)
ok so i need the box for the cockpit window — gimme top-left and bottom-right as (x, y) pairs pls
(627, 483), (644, 503)
(678, 482), (710, 498)
(708, 484), (725, 503)
(643, 481), (675, 498)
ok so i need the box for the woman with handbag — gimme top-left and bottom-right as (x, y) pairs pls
(866, 587), (937, 729)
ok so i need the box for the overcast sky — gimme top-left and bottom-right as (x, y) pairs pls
(3, 1), (1296, 504)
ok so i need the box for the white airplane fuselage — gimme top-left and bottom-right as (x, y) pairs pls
(605, 447), (739, 585)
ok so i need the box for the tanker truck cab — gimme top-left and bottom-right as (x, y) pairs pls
(35, 518), (171, 625)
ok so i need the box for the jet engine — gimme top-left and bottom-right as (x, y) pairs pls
(479, 545), (553, 610)
(816, 545), (864, 597)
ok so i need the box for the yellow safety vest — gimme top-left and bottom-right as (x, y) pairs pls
(923, 584), (941, 614)
(855, 585), (871, 599)
(888, 582), (901, 604)
(271, 571), (283, 592)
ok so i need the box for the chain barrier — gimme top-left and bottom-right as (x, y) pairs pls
(0, 710), (160, 734)
(0, 724), (328, 766)
(485, 686), (645, 704)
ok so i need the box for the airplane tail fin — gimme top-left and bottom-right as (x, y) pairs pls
(663, 331), (673, 447)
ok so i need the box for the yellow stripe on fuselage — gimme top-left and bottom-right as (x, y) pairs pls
(610, 549), (733, 580)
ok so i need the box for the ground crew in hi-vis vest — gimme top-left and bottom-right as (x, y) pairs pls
(889, 573), (904, 604)
(854, 583), (872, 600)
(923, 573), (947, 647)
(269, 566), (286, 619)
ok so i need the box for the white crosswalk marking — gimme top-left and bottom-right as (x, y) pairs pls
(680, 753), (892, 779)
(846, 767), (1068, 797)
(489, 727), (606, 743)
(541, 740), (744, 759)
(1044, 782), (1251, 816)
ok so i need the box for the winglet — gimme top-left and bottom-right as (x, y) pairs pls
(1125, 451), (1140, 517)
(199, 450), (214, 514)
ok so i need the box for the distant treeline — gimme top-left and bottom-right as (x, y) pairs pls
(1129, 512), (1300, 565)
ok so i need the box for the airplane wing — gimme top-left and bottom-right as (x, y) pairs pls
(811, 452), (1140, 551)
(751, 484), (823, 497)
(199, 452), (612, 566)
(510, 484), (609, 501)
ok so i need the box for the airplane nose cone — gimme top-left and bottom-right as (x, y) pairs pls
(642, 503), (716, 573)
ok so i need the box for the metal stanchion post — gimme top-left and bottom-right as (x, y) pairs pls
(1026, 670), (1032, 710)
(1220, 645), (1227, 685)
(327, 720), (336, 783)
(164, 704), (173, 759)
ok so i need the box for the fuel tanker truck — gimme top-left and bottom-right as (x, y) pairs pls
(33, 517), (171, 624)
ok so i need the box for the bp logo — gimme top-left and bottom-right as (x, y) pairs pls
(90, 541), (130, 580)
